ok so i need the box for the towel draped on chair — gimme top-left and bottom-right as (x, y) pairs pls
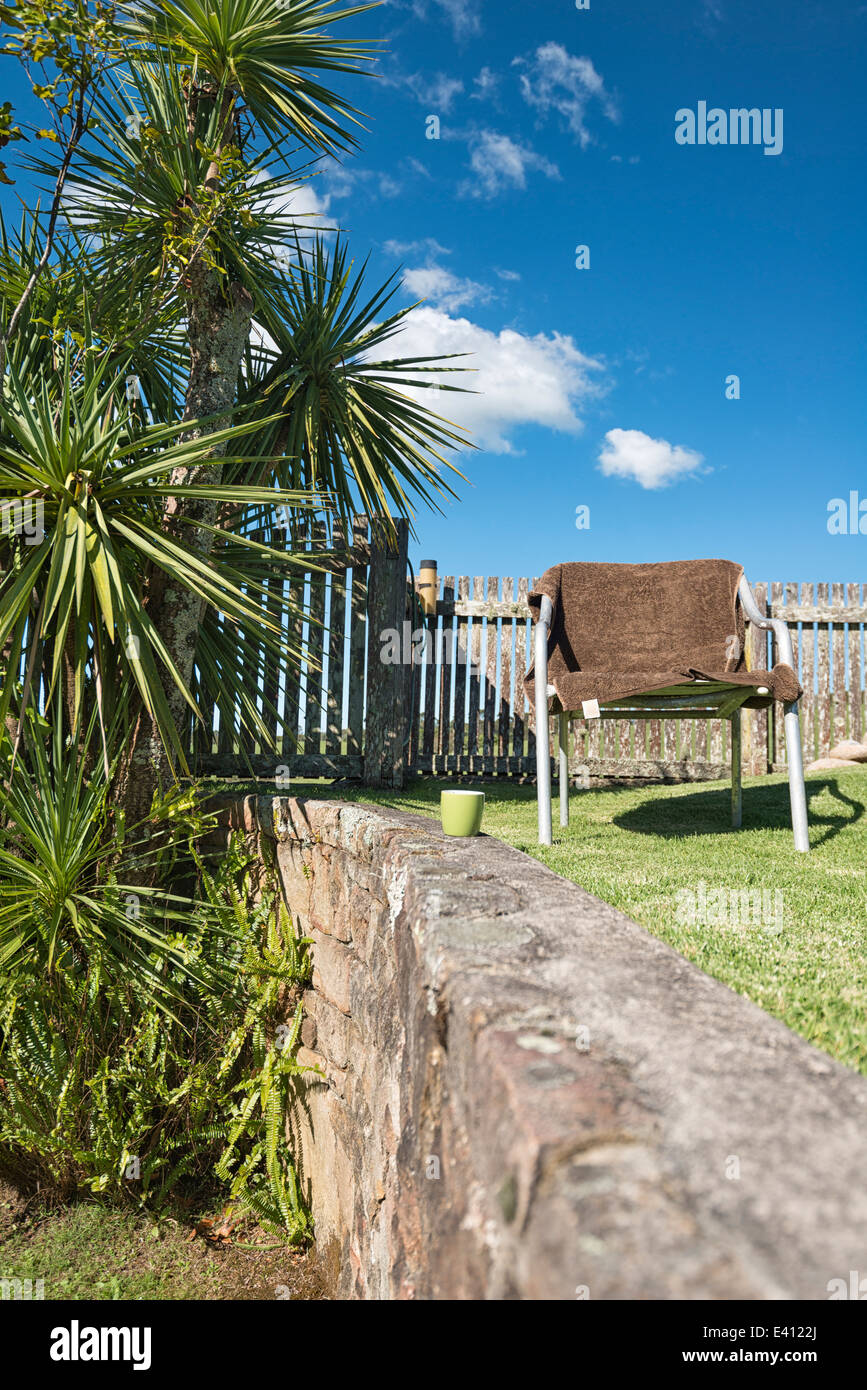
(524, 559), (801, 712)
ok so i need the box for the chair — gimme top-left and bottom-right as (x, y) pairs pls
(529, 563), (809, 852)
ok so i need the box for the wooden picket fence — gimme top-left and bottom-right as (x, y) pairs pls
(193, 516), (411, 786)
(192, 526), (866, 787)
(408, 576), (867, 781)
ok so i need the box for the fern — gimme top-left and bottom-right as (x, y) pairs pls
(0, 822), (315, 1241)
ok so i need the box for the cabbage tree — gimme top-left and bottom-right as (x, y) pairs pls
(0, 0), (469, 822)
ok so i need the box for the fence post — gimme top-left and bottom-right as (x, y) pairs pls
(364, 517), (410, 788)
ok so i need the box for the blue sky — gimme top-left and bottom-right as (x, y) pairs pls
(315, 0), (867, 587)
(4, 0), (866, 591)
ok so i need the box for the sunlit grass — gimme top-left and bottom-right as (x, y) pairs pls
(278, 770), (867, 1075)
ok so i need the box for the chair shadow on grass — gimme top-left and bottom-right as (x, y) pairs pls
(612, 776), (864, 849)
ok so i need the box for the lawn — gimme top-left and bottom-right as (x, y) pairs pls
(290, 770), (867, 1076)
(0, 1184), (326, 1301)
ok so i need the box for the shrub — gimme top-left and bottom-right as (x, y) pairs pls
(0, 733), (315, 1239)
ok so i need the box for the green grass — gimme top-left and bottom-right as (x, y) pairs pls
(0, 1186), (325, 1301)
(272, 770), (867, 1076)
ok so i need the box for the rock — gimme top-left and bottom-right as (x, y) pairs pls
(218, 793), (867, 1303)
(828, 739), (867, 763)
(806, 756), (865, 771)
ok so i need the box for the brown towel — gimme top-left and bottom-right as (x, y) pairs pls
(524, 559), (801, 711)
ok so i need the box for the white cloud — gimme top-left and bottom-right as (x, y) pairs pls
(495, 268), (521, 282)
(404, 155), (433, 179)
(402, 265), (492, 313)
(461, 130), (560, 199)
(515, 42), (618, 146)
(384, 237), (451, 259)
(394, 0), (481, 38)
(323, 165), (402, 202)
(400, 71), (464, 111)
(388, 306), (606, 453)
(246, 173), (338, 260)
(471, 66), (499, 100)
(428, 0), (481, 38)
(597, 428), (706, 489)
(269, 179), (335, 230)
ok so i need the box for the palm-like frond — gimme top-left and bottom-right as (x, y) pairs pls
(0, 716), (221, 1006)
(44, 57), (329, 346)
(121, 0), (378, 151)
(0, 347), (317, 765)
(236, 235), (473, 527)
(0, 207), (188, 420)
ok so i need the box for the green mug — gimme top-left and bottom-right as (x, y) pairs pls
(440, 789), (485, 837)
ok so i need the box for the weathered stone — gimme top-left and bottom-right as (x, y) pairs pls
(310, 931), (354, 1015)
(805, 756), (865, 770)
(221, 795), (867, 1301)
(828, 739), (867, 763)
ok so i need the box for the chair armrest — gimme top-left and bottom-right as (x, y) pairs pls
(535, 594), (554, 632)
(738, 574), (796, 670)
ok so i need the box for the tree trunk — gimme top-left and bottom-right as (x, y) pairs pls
(114, 261), (253, 828)
(113, 87), (254, 833)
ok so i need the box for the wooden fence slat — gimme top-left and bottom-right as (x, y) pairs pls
(303, 523), (327, 756)
(619, 716), (631, 761)
(747, 582), (769, 774)
(817, 582), (831, 759)
(771, 581), (786, 766)
(467, 578), (483, 757)
(786, 580), (801, 767)
(422, 583), (438, 762)
(770, 603), (867, 622)
(591, 716), (604, 760)
(666, 716), (680, 764)
(346, 516), (368, 757)
(325, 525), (347, 755)
(862, 584), (866, 743)
(800, 583), (815, 764)
(408, 575), (422, 769)
(513, 578), (529, 761)
(848, 582), (862, 743)
(439, 576), (455, 762)
(832, 581), (847, 748)
(453, 577), (470, 765)
(527, 577), (540, 759)
(603, 718), (616, 760)
(648, 717), (661, 761)
(499, 577), (513, 762)
(363, 518), (409, 787)
(483, 577), (498, 762)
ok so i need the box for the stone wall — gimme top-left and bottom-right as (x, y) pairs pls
(224, 795), (867, 1300)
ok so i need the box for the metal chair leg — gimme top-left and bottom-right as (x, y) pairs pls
(535, 599), (553, 846)
(559, 712), (570, 827)
(783, 701), (810, 852)
(730, 709), (742, 828)
(537, 708), (552, 846)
